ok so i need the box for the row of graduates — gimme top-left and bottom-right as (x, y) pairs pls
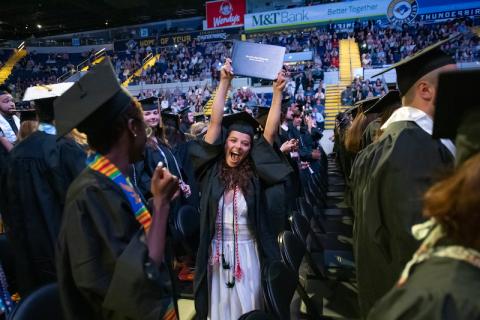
(334, 32), (480, 319)
(0, 83), (204, 298)
(0, 56), (327, 319)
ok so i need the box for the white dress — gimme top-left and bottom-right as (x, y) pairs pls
(208, 191), (263, 320)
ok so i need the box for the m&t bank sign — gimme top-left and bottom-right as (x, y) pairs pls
(244, 0), (388, 31)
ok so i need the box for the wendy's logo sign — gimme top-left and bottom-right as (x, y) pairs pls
(219, 1), (233, 16)
(206, 0), (245, 29)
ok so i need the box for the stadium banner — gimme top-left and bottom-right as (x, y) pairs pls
(415, 0), (480, 22)
(244, 0), (480, 31)
(244, 0), (388, 31)
(206, 0), (246, 30)
(114, 29), (239, 51)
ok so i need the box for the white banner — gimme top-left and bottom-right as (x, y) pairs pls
(244, 0), (388, 31)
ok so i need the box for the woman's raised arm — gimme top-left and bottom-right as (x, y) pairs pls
(263, 70), (287, 145)
(204, 58), (234, 144)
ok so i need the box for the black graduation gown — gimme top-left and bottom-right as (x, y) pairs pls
(0, 131), (86, 295)
(189, 136), (292, 319)
(350, 121), (454, 317)
(57, 168), (175, 320)
(136, 143), (182, 199)
(361, 118), (381, 149)
(368, 256), (480, 320)
(135, 142), (198, 245)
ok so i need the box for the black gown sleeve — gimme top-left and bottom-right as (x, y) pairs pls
(188, 138), (223, 182)
(59, 178), (174, 320)
(58, 138), (87, 181)
(251, 136), (293, 187)
(368, 285), (480, 320)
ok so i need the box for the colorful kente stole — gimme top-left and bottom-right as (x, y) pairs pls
(88, 153), (177, 319)
(88, 153), (152, 232)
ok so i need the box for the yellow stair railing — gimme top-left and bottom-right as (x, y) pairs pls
(79, 48), (107, 72)
(0, 48), (27, 85)
(122, 53), (159, 87)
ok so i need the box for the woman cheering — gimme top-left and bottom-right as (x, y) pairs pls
(189, 58), (292, 319)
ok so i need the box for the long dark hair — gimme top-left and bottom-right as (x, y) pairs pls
(220, 156), (254, 195)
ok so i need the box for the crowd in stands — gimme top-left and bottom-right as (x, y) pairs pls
(3, 18), (479, 112)
(137, 84), (213, 113)
(341, 77), (388, 106)
(2, 27), (342, 100)
(356, 18), (480, 68)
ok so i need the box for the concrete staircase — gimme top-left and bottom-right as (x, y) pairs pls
(324, 39), (361, 129)
(0, 49), (27, 85)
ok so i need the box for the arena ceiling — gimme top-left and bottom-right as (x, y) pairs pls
(0, 0), (205, 40)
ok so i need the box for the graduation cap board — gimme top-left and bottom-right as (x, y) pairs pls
(139, 96), (159, 111)
(433, 69), (480, 166)
(433, 69), (480, 139)
(223, 111), (260, 138)
(370, 33), (461, 96)
(54, 57), (133, 137)
(255, 106), (270, 129)
(23, 83), (74, 102)
(231, 41), (286, 80)
(364, 90), (401, 114)
(194, 112), (205, 123)
(347, 96), (380, 118)
(178, 106), (191, 116)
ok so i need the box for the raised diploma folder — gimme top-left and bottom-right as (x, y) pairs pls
(231, 40), (286, 80)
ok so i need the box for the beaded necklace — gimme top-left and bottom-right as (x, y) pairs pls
(211, 186), (243, 288)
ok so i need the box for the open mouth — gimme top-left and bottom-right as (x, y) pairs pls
(230, 150), (241, 162)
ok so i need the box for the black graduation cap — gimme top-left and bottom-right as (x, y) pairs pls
(139, 96), (159, 111)
(255, 106), (270, 129)
(433, 69), (479, 139)
(23, 83), (75, 121)
(281, 94), (292, 112)
(371, 33), (461, 96)
(347, 96), (380, 118)
(364, 90), (401, 114)
(0, 84), (12, 95)
(54, 57), (133, 137)
(222, 111), (260, 138)
(433, 69), (480, 165)
(194, 112), (205, 123)
(178, 106), (191, 116)
(161, 111), (180, 130)
(12, 108), (37, 122)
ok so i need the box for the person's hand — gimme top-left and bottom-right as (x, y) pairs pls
(151, 162), (180, 205)
(292, 139), (299, 151)
(220, 58), (234, 82)
(273, 70), (287, 94)
(305, 115), (313, 128)
(280, 139), (296, 154)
